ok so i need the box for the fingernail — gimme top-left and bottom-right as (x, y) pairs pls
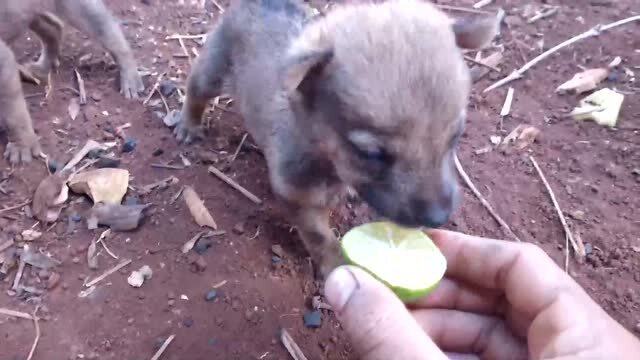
(324, 266), (359, 313)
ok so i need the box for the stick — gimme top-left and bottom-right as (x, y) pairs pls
(74, 69), (87, 105)
(484, 15), (640, 92)
(12, 260), (26, 291)
(85, 259), (131, 287)
(177, 37), (192, 65)
(0, 200), (31, 214)
(208, 166), (262, 204)
(527, 6), (559, 24)
(96, 229), (118, 259)
(473, 0), (493, 9)
(464, 55), (500, 72)
(211, 0), (225, 13)
(436, 4), (490, 14)
(151, 163), (185, 170)
(165, 34), (207, 40)
(150, 334), (175, 360)
(26, 307), (40, 360)
(143, 73), (165, 105)
(529, 156), (584, 257)
(229, 133), (248, 163)
(281, 329), (309, 360)
(500, 87), (515, 117)
(454, 154), (520, 242)
(0, 308), (34, 320)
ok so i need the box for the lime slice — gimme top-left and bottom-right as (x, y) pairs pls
(341, 222), (447, 302)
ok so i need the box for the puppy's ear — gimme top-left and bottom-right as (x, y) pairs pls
(282, 48), (333, 109)
(451, 15), (499, 49)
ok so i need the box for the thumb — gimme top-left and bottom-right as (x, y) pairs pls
(324, 266), (446, 360)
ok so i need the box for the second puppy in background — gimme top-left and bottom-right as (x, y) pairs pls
(171, 0), (498, 278)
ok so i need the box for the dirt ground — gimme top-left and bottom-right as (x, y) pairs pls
(1, 0), (639, 359)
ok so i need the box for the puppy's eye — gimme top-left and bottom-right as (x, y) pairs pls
(347, 130), (390, 163)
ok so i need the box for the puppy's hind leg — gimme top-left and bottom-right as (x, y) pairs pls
(22, 12), (64, 83)
(173, 22), (232, 144)
(0, 40), (42, 164)
(54, 0), (144, 99)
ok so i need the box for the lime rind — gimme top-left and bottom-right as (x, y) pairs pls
(341, 222), (447, 302)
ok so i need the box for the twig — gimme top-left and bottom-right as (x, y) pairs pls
(436, 4), (491, 14)
(85, 259), (131, 287)
(158, 90), (171, 115)
(208, 166), (262, 204)
(473, 0), (493, 9)
(211, 0), (225, 13)
(529, 156), (584, 257)
(454, 154), (520, 242)
(151, 163), (185, 170)
(499, 87), (515, 117)
(12, 260), (26, 291)
(0, 200), (31, 214)
(143, 73), (166, 105)
(150, 334), (175, 360)
(0, 308), (34, 320)
(527, 6), (559, 24)
(464, 55), (500, 72)
(74, 69), (87, 105)
(484, 15), (640, 92)
(165, 34), (207, 40)
(26, 307), (40, 360)
(170, 186), (185, 204)
(229, 133), (248, 163)
(212, 279), (227, 288)
(177, 37), (192, 65)
(45, 72), (53, 99)
(281, 329), (309, 360)
(96, 229), (118, 259)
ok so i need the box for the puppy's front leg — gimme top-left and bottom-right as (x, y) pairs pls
(0, 39), (42, 164)
(21, 12), (63, 82)
(54, 0), (144, 99)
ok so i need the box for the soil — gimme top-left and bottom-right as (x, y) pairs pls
(1, 0), (639, 359)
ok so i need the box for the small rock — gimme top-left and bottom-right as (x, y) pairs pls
(91, 92), (102, 102)
(152, 148), (164, 157)
(48, 160), (61, 174)
(569, 210), (585, 221)
(205, 289), (218, 301)
(194, 239), (212, 255)
(168, 291), (176, 299)
(47, 272), (61, 290)
(271, 256), (282, 264)
(72, 257), (81, 264)
(303, 310), (322, 328)
(233, 222), (245, 235)
(191, 256), (207, 272)
(584, 243), (593, 255)
(183, 317), (194, 328)
(95, 157), (121, 169)
(159, 80), (177, 97)
(271, 244), (285, 258)
(198, 150), (219, 164)
(122, 138), (137, 153)
(168, 299), (175, 307)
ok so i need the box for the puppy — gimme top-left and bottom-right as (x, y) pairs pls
(1, 0), (143, 164)
(172, 0), (498, 277)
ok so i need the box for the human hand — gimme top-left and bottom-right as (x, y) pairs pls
(324, 229), (640, 359)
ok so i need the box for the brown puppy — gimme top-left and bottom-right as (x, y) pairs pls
(173, 0), (498, 277)
(0, 0), (143, 164)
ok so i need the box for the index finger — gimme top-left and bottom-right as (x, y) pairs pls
(426, 229), (578, 319)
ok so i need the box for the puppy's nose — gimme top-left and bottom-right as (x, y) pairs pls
(412, 199), (452, 228)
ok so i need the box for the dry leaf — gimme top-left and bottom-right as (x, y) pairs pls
(69, 168), (130, 204)
(556, 68), (609, 94)
(87, 240), (98, 270)
(183, 186), (217, 229)
(21, 229), (42, 241)
(182, 231), (205, 254)
(32, 173), (69, 223)
(571, 88), (624, 127)
(62, 140), (115, 172)
(87, 203), (150, 231)
(68, 98), (80, 121)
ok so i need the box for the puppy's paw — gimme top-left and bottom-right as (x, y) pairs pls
(119, 66), (145, 100)
(173, 116), (204, 144)
(4, 138), (42, 165)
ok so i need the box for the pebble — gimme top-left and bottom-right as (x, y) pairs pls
(198, 150), (219, 164)
(271, 244), (285, 258)
(122, 138), (137, 153)
(303, 310), (322, 328)
(91, 92), (102, 102)
(205, 289), (218, 301)
(193, 239), (212, 255)
(95, 157), (121, 168)
(271, 256), (282, 264)
(159, 80), (178, 97)
(233, 222), (245, 235)
(191, 256), (207, 273)
(183, 317), (194, 328)
(569, 210), (585, 221)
